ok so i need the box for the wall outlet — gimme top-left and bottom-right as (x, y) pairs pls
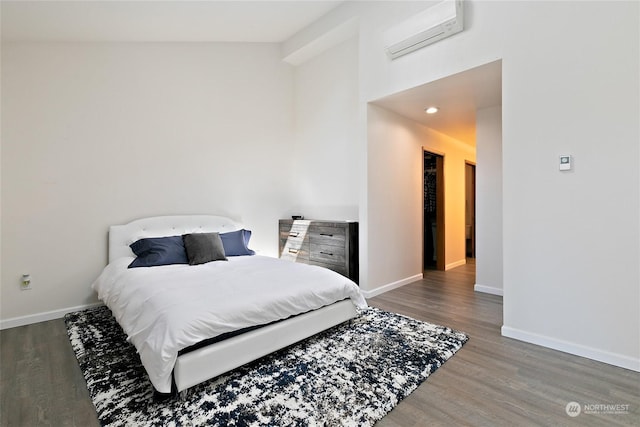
(21, 274), (32, 290)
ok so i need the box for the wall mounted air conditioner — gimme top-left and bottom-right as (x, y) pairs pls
(383, 0), (464, 60)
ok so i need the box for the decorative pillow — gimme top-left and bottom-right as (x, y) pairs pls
(128, 236), (188, 268)
(220, 229), (256, 256)
(182, 233), (228, 265)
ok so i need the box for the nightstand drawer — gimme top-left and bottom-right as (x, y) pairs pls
(310, 243), (346, 266)
(279, 231), (308, 247)
(309, 225), (346, 247)
(280, 248), (309, 263)
(280, 239), (308, 253)
(280, 221), (311, 235)
(280, 221), (310, 240)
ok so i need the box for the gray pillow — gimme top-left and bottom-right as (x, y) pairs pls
(182, 233), (228, 265)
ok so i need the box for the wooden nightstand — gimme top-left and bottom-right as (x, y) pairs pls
(279, 219), (358, 284)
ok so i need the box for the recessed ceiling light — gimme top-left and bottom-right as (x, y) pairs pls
(425, 107), (439, 114)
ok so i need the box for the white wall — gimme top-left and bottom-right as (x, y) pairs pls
(1, 42), (295, 322)
(288, 0), (640, 370)
(366, 104), (475, 294)
(475, 106), (502, 295)
(289, 36), (360, 220)
(499, 1), (639, 370)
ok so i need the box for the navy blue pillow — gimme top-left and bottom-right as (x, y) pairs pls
(220, 229), (255, 256)
(128, 236), (188, 268)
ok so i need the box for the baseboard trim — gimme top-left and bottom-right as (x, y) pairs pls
(361, 274), (424, 299)
(445, 259), (466, 270)
(0, 302), (103, 330)
(474, 283), (504, 296)
(501, 325), (640, 372)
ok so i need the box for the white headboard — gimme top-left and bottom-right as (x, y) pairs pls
(108, 215), (242, 263)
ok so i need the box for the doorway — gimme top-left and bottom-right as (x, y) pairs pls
(423, 150), (445, 270)
(465, 162), (476, 259)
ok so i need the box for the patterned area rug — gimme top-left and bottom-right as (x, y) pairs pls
(65, 305), (468, 426)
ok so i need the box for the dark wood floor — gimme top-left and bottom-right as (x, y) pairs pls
(1, 263), (638, 426)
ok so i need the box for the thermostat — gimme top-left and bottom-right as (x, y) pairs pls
(559, 155), (572, 171)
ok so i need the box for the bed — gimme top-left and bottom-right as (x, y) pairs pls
(92, 215), (367, 395)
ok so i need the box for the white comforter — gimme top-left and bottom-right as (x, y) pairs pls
(92, 255), (367, 393)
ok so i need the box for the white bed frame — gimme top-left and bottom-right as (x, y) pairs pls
(108, 215), (358, 393)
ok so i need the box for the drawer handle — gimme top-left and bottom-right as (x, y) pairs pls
(320, 233), (334, 237)
(289, 232), (299, 237)
(320, 251), (334, 256)
(288, 248), (298, 254)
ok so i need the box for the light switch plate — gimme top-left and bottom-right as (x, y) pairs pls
(559, 155), (571, 171)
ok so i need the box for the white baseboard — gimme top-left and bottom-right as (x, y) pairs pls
(502, 325), (640, 373)
(361, 274), (424, 298)
(0, 302), (103, 330)
(445, 259), (467, 270)
(474, 283), (504, 296)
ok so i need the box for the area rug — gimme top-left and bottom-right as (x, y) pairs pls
(65, 305), (468, 426)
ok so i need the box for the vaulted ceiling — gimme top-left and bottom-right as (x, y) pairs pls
(1, 1), (343, 42)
